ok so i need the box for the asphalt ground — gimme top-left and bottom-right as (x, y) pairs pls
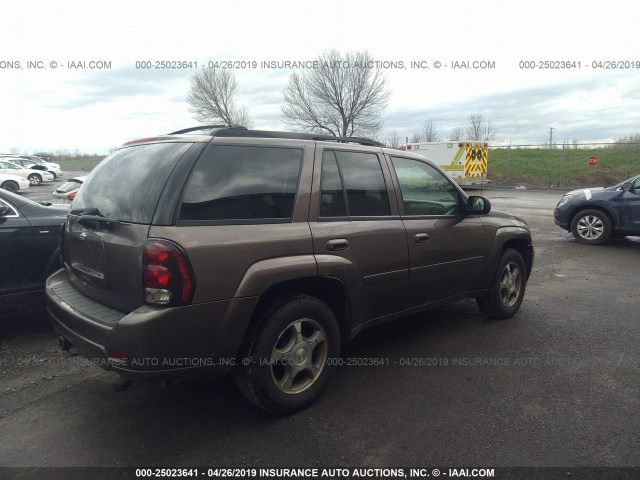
(1, 180), (638, 477)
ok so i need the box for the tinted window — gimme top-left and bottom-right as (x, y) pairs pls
(179, 145), (302, 222)
(320, 151), (348, 217)
(391, 157), (461, 216)
(321, 151), (390, 217)
(71, 142), (192, 223)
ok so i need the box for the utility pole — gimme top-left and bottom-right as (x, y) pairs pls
(548, 127), (554, 147)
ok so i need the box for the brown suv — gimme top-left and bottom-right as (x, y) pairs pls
(46, 126), (534, 415)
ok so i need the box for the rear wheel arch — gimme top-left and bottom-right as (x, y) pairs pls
(245, 276), (350, 344)
(1, 180), (20, 193)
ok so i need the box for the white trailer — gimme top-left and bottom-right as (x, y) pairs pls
(403, 141), (488, 186)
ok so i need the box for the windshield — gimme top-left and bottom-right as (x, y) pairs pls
(71, 142), (193, 223)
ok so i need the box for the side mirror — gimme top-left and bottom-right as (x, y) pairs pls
(622, 182), (632, 192)
(0, 205), (12, 216)
(467, 196), (491, 215)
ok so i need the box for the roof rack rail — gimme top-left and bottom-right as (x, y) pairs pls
(166, 126), (385, 147)
(168, 125), (248, 135)
(175, 127), (383, 147)
(310, 135), (384, 147)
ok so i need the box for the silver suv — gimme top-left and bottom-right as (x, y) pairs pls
(46, 126), (534, 414)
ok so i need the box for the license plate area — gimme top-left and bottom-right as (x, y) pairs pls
(69, 231), (106, 281)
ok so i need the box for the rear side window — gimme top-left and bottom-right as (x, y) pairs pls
(319, 150), (391, 217)
(71, 143), (192, 223)
(179, 145), (303, 223)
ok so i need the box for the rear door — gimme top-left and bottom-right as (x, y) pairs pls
(309, 146), (408, 331)
(387, 154), (489, 308)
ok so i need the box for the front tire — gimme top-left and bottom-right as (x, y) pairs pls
(234, 295), (341, 415)
(477, 249), (527, 319)
(570, 209), (611, 245)
(28, 173), (42, 186)
(1, 180), (19, 193)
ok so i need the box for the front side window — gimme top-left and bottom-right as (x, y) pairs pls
(179, 145), (303, 222)
(319, 150), (391, 218)
(391, 156), (461, 216)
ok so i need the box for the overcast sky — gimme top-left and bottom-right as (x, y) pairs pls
(1, 0), (639, 154)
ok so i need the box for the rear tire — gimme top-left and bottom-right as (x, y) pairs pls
(477, 249), (527, 319)
(570, 209), (611, 245)
(234, 295), (341, 415)
(1, 180), (19, 193)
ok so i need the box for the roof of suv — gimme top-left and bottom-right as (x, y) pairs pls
(122, 125), (386, 148)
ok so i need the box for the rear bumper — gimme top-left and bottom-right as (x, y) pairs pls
(46, 268), (259, 378)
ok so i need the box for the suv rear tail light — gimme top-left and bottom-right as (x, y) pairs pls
(143, 240), (195, 306)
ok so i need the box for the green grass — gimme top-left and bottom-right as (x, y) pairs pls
(55, 155), (104, 172)
(488, 145), (640, 188)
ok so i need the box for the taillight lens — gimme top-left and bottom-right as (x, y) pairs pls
(142, 240), (195, 306)
(67, 192), (77, 201)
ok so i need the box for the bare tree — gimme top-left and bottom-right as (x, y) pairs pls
(282, 50), (390, 138)
(411, 132), (423, 143)
(9, 147), (20, 154)
(186, 68), (253, 128)
(386, 130), (401, 149)
(466, 113), (495, 141)
(449, 127), (464, 141)
(422, 118), (440, 142)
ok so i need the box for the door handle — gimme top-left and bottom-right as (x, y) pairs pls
(326, 239), (350, 251)
(414, 233), (430, 243)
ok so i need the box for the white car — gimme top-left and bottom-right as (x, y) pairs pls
(0, 160), (54, 186)
(52, 176), (87, 203)
(0, 173), (30, 193)
(6, 156), (63, 179)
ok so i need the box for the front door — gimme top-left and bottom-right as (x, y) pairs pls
(387, 155), (489, 308)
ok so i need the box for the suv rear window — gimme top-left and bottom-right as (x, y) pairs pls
(179, 145), (303, 223)
(71, 142), (192, 223)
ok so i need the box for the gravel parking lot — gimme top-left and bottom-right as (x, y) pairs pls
(1, 184), (638, 476)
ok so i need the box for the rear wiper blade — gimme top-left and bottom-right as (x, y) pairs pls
(71, 207), (116, 229)
(69, 207), (109, 217)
